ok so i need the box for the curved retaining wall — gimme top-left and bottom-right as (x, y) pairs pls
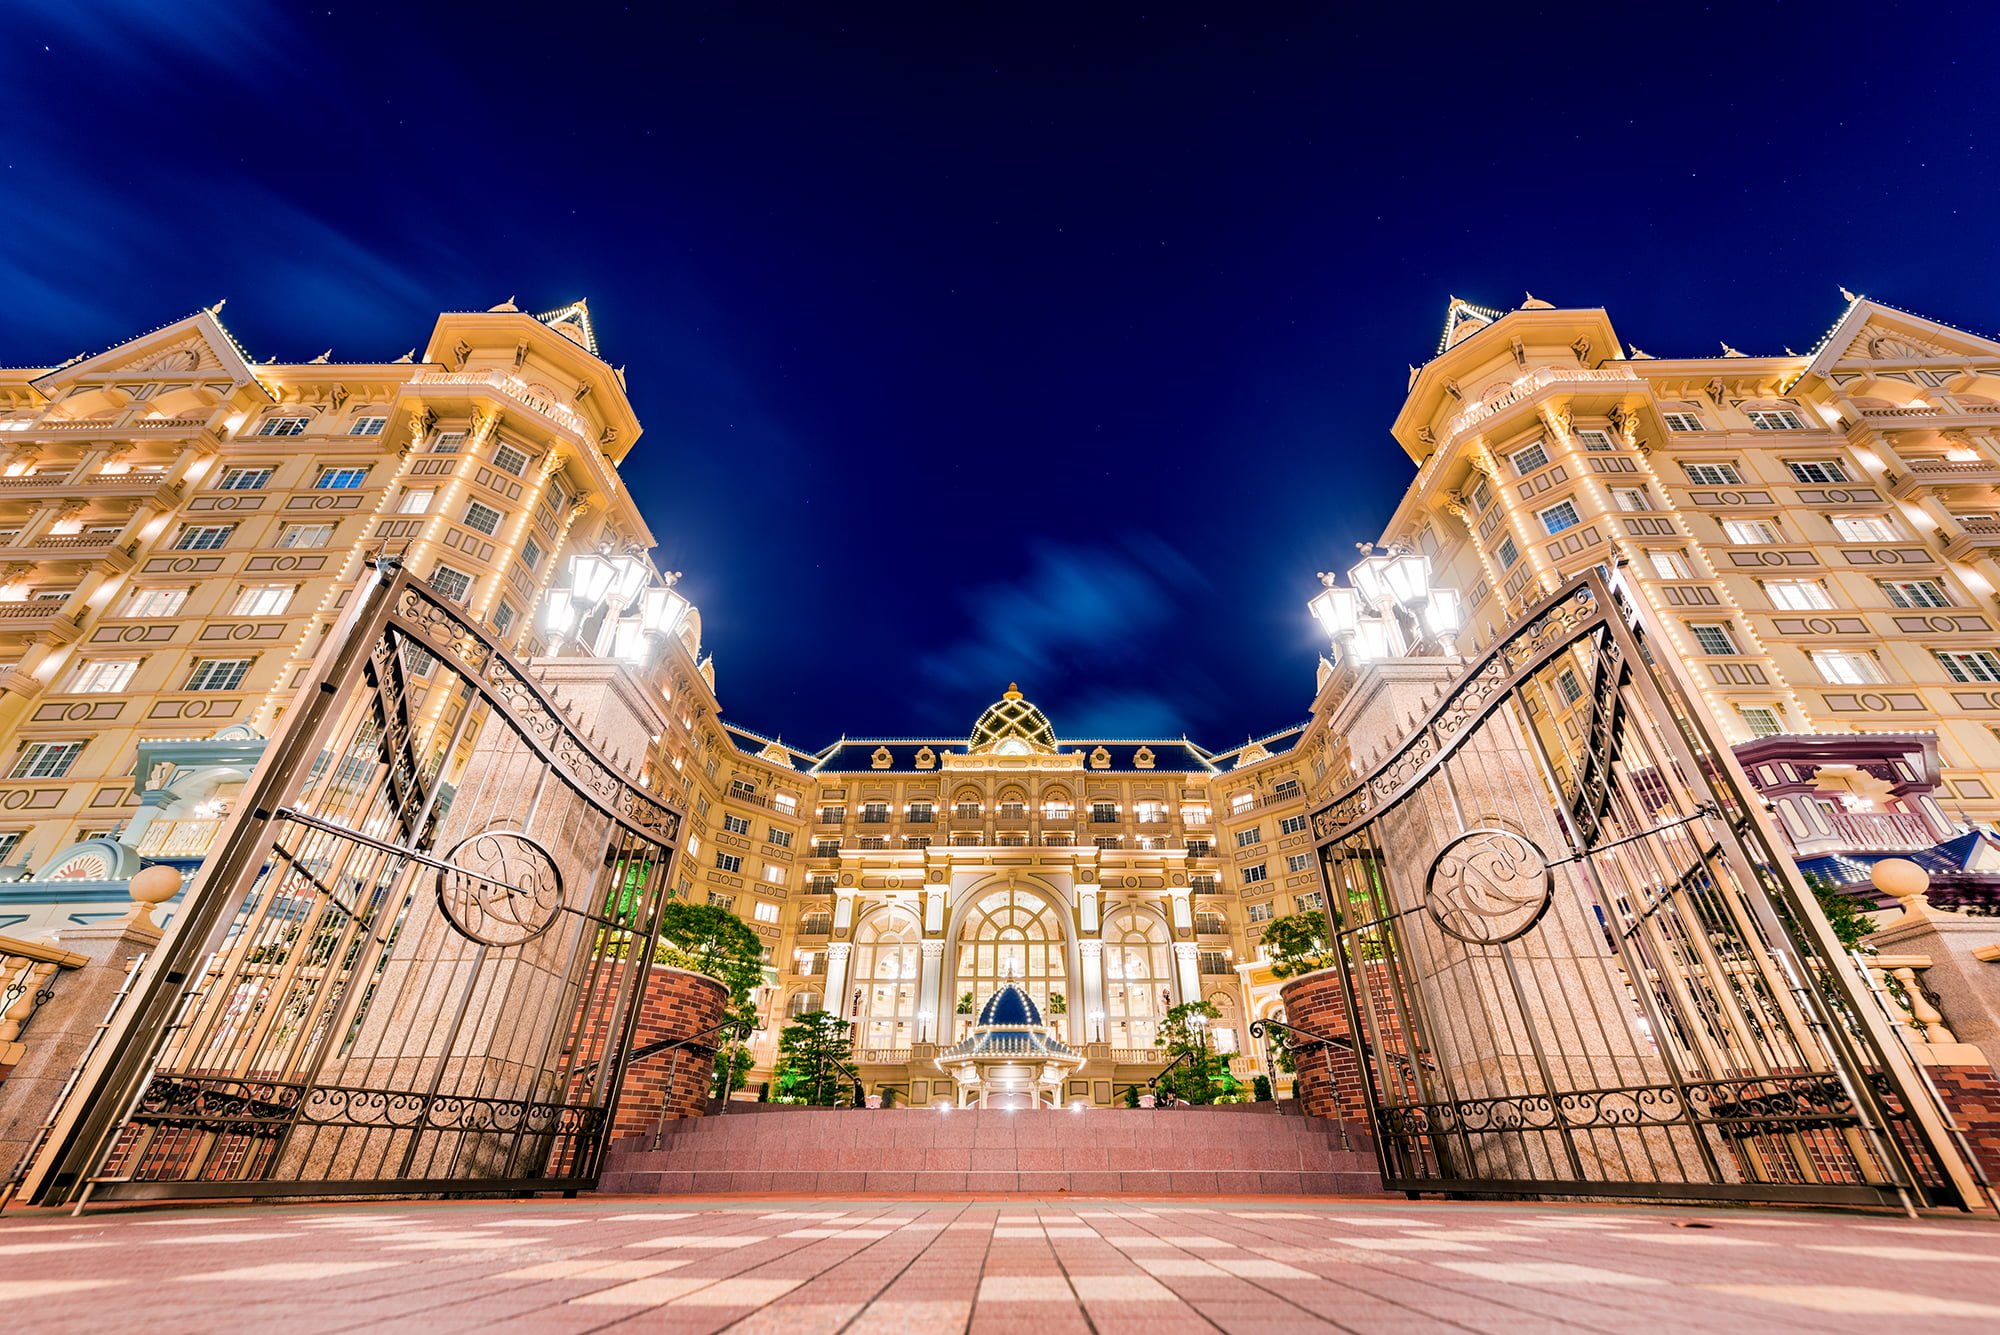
(606, 964), (732, 1138)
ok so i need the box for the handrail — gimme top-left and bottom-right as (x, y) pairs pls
(1146, 1048), (1193, 1102)
(1251, 1014), (1432, 1073)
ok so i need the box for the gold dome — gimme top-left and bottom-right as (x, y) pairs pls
(970, 683), (1056, 753)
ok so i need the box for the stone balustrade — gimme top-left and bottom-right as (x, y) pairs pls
(0, 937), (88, 1075)
(1868, 953), (1957, 1046)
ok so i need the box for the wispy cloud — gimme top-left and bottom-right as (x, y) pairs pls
(917, 536), (1211, 734)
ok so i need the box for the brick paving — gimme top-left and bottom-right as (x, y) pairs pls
(3, 1197), (2000, 1332)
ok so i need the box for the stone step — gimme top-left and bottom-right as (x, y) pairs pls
(595, 1105), (1387, 1196)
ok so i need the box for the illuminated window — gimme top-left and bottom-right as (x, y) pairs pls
(519, 537), (542, 569)
(753, 900), (780, 924)
(348, 415), (387, 436)
(173, 524), (234, 551)
(11, 741), (83, 779)
(278, 523), (333, 548)
(1539, 500), (1582, 535)
(855, 907), (923, 1048)
(1882, 579), (1951, 609)
(463, 501), (502, 535)
(184, 658), (252, 691)
(429, 566), (473, 602)
(1576, 429), (1615, 451)
(256, 416), (309, 436)
(231, 585), (294, 616)
(1689, 623), (1740, 656)
(1723, 519), (1781, 545)
(1101, 906), (1168, 1048)
(1511, 440), (1550, 475)
(1648, 550), (1692, 579)
(1833, 514), (1898, 542)
(1613, 487), (1652, 511)
(314, 467), (368, 490)
(1787, 459), (1847, 483)
(1739, 706), (1783, 738)
(398, 489), (434, 514)
(431, 431), (465, 453)
(217, 467), (272, 490)
(1495, 535), (1519, 568)
(1748, 409), (1807, 431)
(1937, 650), (2000, 683)
(1812, 650), (1883, 685)
(492, 443), (530, 476)
(122, 587), (188, 617)
(1662, 411), (1704, 432)
(1765, 580), (1832, 610)
(68, 659), (137, 693)
(1682, 462), (1741, 485)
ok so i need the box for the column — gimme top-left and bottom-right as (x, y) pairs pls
(1172, 942), (1200, 1005)
(917, 940), (944, 1044)
(823, 942), (852, 1021)
(1078, 939), (1105, 1042)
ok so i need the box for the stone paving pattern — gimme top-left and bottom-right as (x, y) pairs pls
(3, 1197), (2000, 1332)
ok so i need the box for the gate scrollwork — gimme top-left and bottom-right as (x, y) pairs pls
(1422, 827), (1554, 946)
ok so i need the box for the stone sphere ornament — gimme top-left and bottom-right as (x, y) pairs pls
(1424, 828), (1555, 946)
(126, 864), (185, 928)
(436, 829), (565, 947)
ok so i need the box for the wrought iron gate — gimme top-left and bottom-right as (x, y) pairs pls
(20, 565), (681, 1204)
(1311, 573), (1986, 1210)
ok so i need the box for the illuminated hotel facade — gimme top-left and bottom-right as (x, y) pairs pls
(4, 291), (2000, 1100)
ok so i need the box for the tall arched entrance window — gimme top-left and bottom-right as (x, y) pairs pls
(1102, 906), (1170, 1050)
(852, 906), (922, 1051)
(954, 886), (1066, 1037)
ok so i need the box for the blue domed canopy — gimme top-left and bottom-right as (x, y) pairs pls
(976, 981), (1043, 1028)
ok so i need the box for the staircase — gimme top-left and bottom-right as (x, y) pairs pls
(595, 1104), (1384, 1196)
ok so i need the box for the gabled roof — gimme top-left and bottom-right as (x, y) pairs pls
(32, 304), (267, 398)
(535, 300), (600, 357)
(1795, 293), (2000, 388)
(1436, 296), (1509, 357)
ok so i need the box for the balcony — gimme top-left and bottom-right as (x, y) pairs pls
(1940, 517), (2000, 562)
(3, 533), (137, 566)
(0, 600), (82, 641)
(1439, 364), (1648, 443)
(405, 368), (591, 443)
(1890, 456), (2000, 499)
(135, 818), (224, 859)
(1793, 810), (1938, 858)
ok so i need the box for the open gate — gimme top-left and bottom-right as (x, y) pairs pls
(19, 565), (681, 1205)
(1311, 573), (1986, 1210)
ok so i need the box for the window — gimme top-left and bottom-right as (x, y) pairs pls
(765, 827), (792, 849)
(763, 863), (785, 885)
(1229, 792), (1254, 814)
(812, 839), (840, 857)
(861, 802), (889, 823)
(1093, 835), (1121, 850)
(1469, 477), (1493, 511)
(1181, 804), (1210, 825)
(908, 802), (933, 823)
(773, 793), (798, 815)
(1270, 778), (1300, 800)
(519, 537), (542, 569)
(1689, 623), (1740, 656)
(1197, 950), (1230, 975)
(753, 900), (780, 924)
(823, 805), (849, 823)
(1247, 901), (1274, 924)
(730, 778), (760, 801)
(1748, 408), (1807, 431)
(1812, 650), (1883, 685)
(707, 891), (735, 910)
(1833, 514), (1899, 542)
(1576, 429), (1615, 452)
(173, 524), (233, 551)
(1882, 579), (1953, 609)
(723, 814), (750, 835)
(1135, 800), (1167, 823)
(184, 658), (251, 691)
(1765, 580), (1832, 611)
(714, 851), (743, 873)
(1539, 500), (1582, 535)
(1648, 550), (1692, 579)
(1279, 813), (1307, 835)
(1241, 863), (1268, 885)
(1612, 487), (1653, 512)
(278, 523), (333, 549)
(348, 415), (387, 436)
(463, 501), (503, 536)
(1662, 411), (1704, 432)
(1739, 706), (1783, 738)
(1186, 839), (1211, 858)
(231, 585), (294, 616)
(1495, 535), (1520, 568)
(121, 587), (187, 617)
(431, 431), (466, 453)
(808, 873), (836, 893)
(11, 740), (83, 779)
(217, 467), (272, 490)
(1556, 668), (1584, 704)
(1286, 852), (1313, 874)
(492, 601), (515, 634)
(1787, 459), (1848, 483)
(398, 488), (434, 514)
(1235, 827), (1262, 848)
(905, 836), (931, 850)
(1296, 891), (1325, 912)
(953, 802), (980, 820)
(256, 415), (309, 436)
(492, 443), (530, 476)
(1723, 519), (1782, 545)
(1091, 801), (1118, 823)
(1511, 440), (1549, 475)
(430, 566), (473, 602)
(1682, 462), (1742, 485)
(314, 467), (368, 490)
(68, 659), (137, 693)
(1937, 650), (2000, 683)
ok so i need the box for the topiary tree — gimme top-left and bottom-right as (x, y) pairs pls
(773, 1009), (856, 1106)
(1261, 912), (1336, 978)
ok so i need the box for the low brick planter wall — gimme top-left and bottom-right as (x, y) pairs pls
(1926, 1062), (2000, 1181)
(1278, 964), (1410, 1124)
(596, 963), (732, 1139)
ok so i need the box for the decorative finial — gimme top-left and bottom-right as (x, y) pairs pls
(392, 349), (415, 363)
(1627, 344), (1653, 359)
(1840, 286), (1859, 303)
(1521, 292), (1554, 309)
(1003, 682), (1023, 700)
(309, 349), (331, 364)
(206, 298), (228, 315)
(488, 296), (520, 313)
(1721, 342), (1746, 357)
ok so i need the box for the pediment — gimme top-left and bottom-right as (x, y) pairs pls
(1808, 300), (2000, 381)
(34, 308), (263, 397)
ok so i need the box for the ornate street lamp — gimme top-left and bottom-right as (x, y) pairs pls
(542, 552), (693, 667)
(1308, 548), (1463, 663)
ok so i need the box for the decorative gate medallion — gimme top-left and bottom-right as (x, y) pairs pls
(437, 830), (564, 946)
(1423, 828), (1552, 945)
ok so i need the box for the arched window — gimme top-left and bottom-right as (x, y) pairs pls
(955, 887), (1066, 1025)
(852, 907), (922, 1050)
(1102, 906), (1171, 1049)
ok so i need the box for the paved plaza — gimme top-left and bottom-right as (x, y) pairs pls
(3, 1197), (1999, 1332)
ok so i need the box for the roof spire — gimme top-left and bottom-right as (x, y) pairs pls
(1003, 682), (1022, 700)
(1840, 286), (1859, 303)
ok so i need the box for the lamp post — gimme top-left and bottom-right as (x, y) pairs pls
(541, 552), (691, 667)
(1308, 547), (1463, 665)
(1089, 1009), (1106, 1044)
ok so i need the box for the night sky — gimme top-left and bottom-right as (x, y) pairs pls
(7, 3), (2000, 750)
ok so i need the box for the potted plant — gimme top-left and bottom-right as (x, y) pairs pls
(956, 991), (975, 1015)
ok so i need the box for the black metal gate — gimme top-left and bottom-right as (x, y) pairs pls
(19, 565), (680, 1204)
(1311, 573), (1986, 1211)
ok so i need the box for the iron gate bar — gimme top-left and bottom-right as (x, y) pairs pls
(1305, 571), (1987, 1212)
(17, 563), (685, 1208)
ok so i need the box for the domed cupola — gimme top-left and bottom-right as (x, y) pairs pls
(976, 980), (1044, 1028)
(970, 683), (1056, 755)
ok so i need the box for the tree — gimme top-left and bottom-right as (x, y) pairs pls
(655, 901), (766, 1095)
(1802, 871), (1878, 955)
(1261, 912), (1336, 978)
(773, 1010), (856, 1106)
(1152, 999), (1238, 1105)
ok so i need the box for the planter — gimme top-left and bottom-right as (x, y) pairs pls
(597, 963), (732, 1137)
(1276, 963), (1402, 1124)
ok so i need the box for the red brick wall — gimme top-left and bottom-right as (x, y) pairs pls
(1279, 964), (1413, 1124)
(1929, 1063), (2000, 1183)
(594, 964), (732, 1140)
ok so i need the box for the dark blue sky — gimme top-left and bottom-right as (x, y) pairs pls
(6, 2), (1999, 748)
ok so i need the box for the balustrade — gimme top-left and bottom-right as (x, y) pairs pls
(135, 818), (225, 859)
(1869, 954), (1958, 1046)
(1, 937), (88, 1060)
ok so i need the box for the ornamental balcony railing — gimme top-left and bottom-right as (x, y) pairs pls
(135, 818), (225, 859)
(405, 369), (591, 440)
(1439, 364), (1646, 442)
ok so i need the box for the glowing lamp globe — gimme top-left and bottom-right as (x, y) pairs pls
(1380, 551), (1431, 607)
(1308, 585), (1361, 640)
